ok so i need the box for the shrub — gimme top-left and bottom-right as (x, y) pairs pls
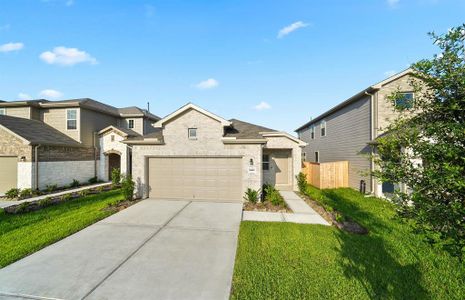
(61, 193), (72, 202)
(88, 176), (98, 184)
(263, 184), (285, 206)
(70, 179), (80, 188)
(5, 188), (20, 199)
(121, 174), (135, 201)
(296, 172), (308, 193)
(111, 168), (121, 185)
(19, 188), (32, 199)
(46, 184), (58, 193)
(39, 197), (52, 207)
(243, 188), (260, 203)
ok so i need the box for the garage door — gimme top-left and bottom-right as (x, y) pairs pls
(148, 157), (242, 202)
(0, 156), (18, 195)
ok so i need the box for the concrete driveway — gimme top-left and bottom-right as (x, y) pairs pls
(0, 199), (243, 300)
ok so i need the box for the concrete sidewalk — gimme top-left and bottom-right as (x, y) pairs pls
(242, 191), (329, 225)
(0, 199), (242, 300)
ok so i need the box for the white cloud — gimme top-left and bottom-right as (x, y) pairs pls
(0, 42), (24, 53)
(17, 93), (33, 100)
(387, 0), (400, 7)
(39, 89), (63, 99)
(39, 46), (97, 66)
(194, 78), (219, 90)
(384, 70), (397, 77)
(277, 21), (309, 38)
(254, 101), (271, 111)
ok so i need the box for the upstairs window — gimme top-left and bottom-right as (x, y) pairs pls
(0, 108), (5, 115)
(320, 120), (326, 137)
(128, 119), (135, 129)
(262, 154), (270, 170)
(188, 128), (197, 139)
(66, 109), (77, 130)
(395, 92), (414, 109)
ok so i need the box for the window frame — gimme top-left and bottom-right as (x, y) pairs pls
(395, 92), (415, 109)
(66, 108), (77, 130)
(314, 151), (320, 163)
(320, 120), (326, 137)
(128, 119), (135, 129)
(188, 128), (197, 140)
(262, 154), (270, 171)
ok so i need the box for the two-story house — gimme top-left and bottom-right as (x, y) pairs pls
(0, 98), (159, 194)
(295, 69), (415, 197)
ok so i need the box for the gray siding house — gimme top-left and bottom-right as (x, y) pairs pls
(295, 69), (415, 197)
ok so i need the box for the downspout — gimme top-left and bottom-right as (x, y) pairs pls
(34, 144), (41, 190)
(365, 90), (376, 195)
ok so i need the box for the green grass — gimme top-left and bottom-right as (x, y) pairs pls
(0, 189), (124, 268)
(231, 188), (465, 299)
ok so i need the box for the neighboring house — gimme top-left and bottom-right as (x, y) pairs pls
(295, 69), (415, 197)
(123, 103), (306, 201)
(0, 98), (159, 194)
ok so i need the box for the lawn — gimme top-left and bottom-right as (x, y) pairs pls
(0, 189), (124, 268)
(231, 188), (465, 299)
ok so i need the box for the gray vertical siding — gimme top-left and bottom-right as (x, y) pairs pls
(297, 95), (372, 191)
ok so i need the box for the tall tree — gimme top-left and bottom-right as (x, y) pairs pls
(374, 25), (465, 259)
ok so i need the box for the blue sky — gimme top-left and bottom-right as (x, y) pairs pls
(0, 0), (464, 133)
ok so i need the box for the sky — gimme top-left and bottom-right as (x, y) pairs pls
(0, 0), (464, 134)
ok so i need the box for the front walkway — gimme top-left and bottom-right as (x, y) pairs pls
(0, 199), (242, 300)
(242, 190), (329, 225)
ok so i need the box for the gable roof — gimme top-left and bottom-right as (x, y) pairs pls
(0, 115), (82, 147)
(295, 68), (413, 132)
(153, 103), (232, 128)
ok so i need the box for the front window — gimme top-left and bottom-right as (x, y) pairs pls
(395, 92), (414, 109)
(320, 120), (326, 137)
(128, 119), (135, 129)
(262, 154), (270, 170)
(0, 108), (5, 115)
(66, 109), (77, 130)
(188, 128), (197, 139)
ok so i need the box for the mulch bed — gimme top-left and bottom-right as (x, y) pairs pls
(243, 201), (291, 213)
(298, 192), (368, 235)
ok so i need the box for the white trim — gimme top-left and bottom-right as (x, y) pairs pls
(153, 103), (232, 128)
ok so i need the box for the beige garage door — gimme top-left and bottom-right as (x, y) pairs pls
(0, 156), (18, 195)
(148, 157), (242, 202)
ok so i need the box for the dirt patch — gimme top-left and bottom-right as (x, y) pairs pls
(298, 192), (368, 235)
(243, 201), (291, 213)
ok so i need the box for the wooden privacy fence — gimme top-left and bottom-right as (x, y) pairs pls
(302, 161), (349, 189)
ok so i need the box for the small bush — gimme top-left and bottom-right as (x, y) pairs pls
(263, 184), (285, 206)
(111, 168), (121, 185)
(39, 197), (52, 207)
(46, 184), (58, 193)
(61, 193), (72, 202)
(5, 188), (21, 199)
(243, 188), (260, 203)
(296, 172), (308, 193)
(70, 179), (80, 188)
(88, 176), (98, 184)
(19, 188), (33, 199)
(121, 174), (135, 201)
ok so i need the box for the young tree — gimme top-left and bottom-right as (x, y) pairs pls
(373, 25), (465, 259)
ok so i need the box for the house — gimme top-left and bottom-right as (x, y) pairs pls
(0, 98), (159, 194)
(295, 69), (415, 197)
(123, 103), (306, 201)
(1, 100), (306, 201)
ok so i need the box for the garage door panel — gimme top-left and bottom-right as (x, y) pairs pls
(148, 157), (242, 202)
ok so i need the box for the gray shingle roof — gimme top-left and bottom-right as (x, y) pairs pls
(0, 115), (82, 147)
(225, 119), (276, 139)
